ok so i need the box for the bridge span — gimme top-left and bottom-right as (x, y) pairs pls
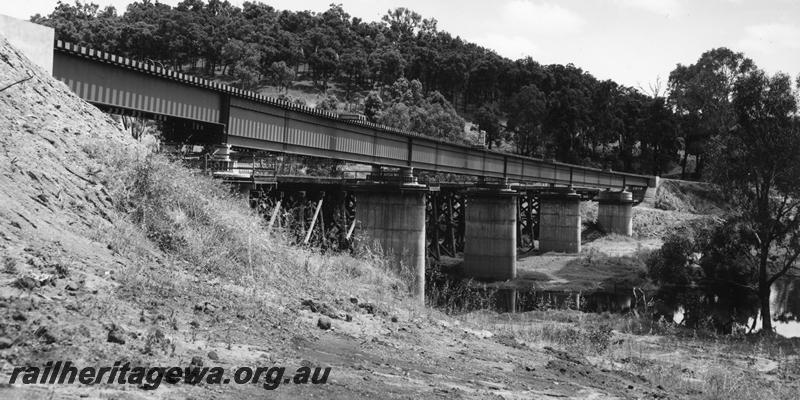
(52, 40), (655, 190)
(50, 40), (655, 304)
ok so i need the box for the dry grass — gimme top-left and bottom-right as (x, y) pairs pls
(580, 201), (598, 225)
(554, 246), (653, 291)
(78, 136), (414, 313)
(424, 265), (498, 314)
(477, 309), (800, 400)
(654, 179), (728, 215)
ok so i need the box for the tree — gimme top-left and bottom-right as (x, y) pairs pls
(417, 91), (467, 142)
(647, 232), (706, 326)
(315, 94), (339, 112)
(639, 97), (679, 176)
(376, 78), (466, 142)
(383, 77), (424, 106)
(267, 61), (295, 93)
(220, 39), (248, 75)
(698, 219), (761, 333)
(708, 69), (800, 333)
(468, 57), (503, 105)
(474, 102), (503, 149)
(668, 48), (756, 179)
(369, 46), (406, 86)
(648, 221), (761, 333)
(382, 7), (423, 42)
(339, 49), (368, 95)
(363, 91), (383, 122)
(308, 47), (339, 90)
(585, 80), (622, 163)
(543, 75), (592, 163)
(506, 85), (547, 156)
(33, 1), (101, 44)
(228, 41), (261, 90)
(617, 89), (647, 171)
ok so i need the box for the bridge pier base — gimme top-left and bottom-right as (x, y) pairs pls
(597, 190), (634, 236)
(462, 187), (517, 280)
(539, 190), (582, 254)
(354, 182), (427, 304)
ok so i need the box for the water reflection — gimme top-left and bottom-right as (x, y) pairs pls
(490, 288), (638, 314)
(429, 259), (799, 337)
(771, 277), (800, 337)
(486, 277), (799, 338)
(773, 278), (800, 321)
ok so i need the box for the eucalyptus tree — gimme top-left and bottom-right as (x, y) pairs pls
(668, 48), (756, 179)
(708, 70), (800, 333)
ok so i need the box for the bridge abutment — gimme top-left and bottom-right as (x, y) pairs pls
(0, 15), (54, 74)
(597, 189), (634, 236)
(354, 179), (427, 304)
(462, 186), (517, 280)
(538, 190), (582, 254)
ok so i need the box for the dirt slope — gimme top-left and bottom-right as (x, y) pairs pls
(653, 179), (728, 215)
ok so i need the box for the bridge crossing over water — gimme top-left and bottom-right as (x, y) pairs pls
(51, 40), (655, 191)
(41, 36), (656, 303)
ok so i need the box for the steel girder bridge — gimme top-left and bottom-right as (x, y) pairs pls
(52, 41), (655, 270)
(52, 40), (655, 190)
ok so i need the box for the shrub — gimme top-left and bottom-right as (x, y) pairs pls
(586, 324), (613, 352)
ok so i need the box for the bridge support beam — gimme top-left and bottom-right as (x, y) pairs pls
(463, 187), (517, 280)
(539, 190), (582, 254)
(354, 181), (427, 304)
(597, 190), (634, 236)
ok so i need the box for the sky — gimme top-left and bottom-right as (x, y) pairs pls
(2, 0), (799, 90)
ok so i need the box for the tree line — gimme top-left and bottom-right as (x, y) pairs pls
(32, 1), (796, 181)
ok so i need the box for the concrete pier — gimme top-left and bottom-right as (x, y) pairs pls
(597, 190), (634, 236)
(463, 187), (517, 280)
(354, 182), (427, 303)
(538, 190), (581, 253)
(640, 176), (661, 206)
